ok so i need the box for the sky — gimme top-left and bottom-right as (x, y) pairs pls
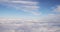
(0, 0), (60, 32)
(0, 0), (60, 19)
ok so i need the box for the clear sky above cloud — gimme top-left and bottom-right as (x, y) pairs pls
(0, 0), (60, 19)
(0, 0), (60, 32)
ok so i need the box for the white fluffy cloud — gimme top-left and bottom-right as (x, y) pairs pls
(0, 14), (60, 32)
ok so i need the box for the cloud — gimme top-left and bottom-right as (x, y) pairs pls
(0, 0), (40, 15)
(11, 1), (38, 5)
(0, 17), (47, 32)
(0, 14), (60, 32)
(42, 14), (60, 28)
(37, 14), (60, 32)
(53, 5), (60, 12)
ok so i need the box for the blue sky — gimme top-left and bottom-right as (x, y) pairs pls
(0, 0), (60, 19)
(0, 0), (40, 19)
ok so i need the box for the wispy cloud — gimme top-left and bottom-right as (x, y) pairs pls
(0, 0), (40, 15)
(52, 5), (60, 13)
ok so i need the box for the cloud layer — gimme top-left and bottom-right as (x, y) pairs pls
(0, 13), (60, 32)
